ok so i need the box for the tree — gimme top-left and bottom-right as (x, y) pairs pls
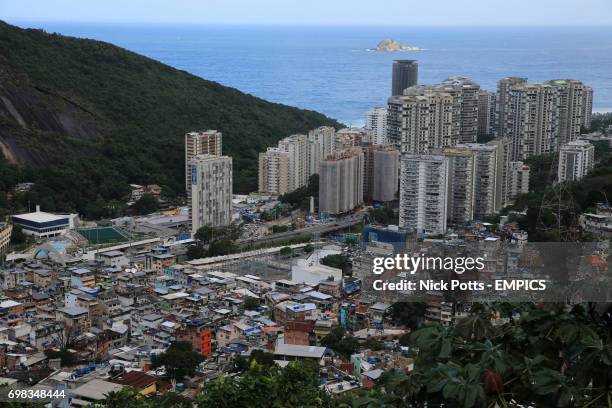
(249, 349), (275, 367)
(196, 361), (329, 408)
(243, 297), (260, 311)
(320, 254), (351, 275)
(195, 225), (242, 245)
(279, 246), (292, 257)
(321, 327), (360, 358)
(132, 194), (159, 215)
(272, 225), (289, 233)
(280, 174), (318, 210)
(186, 244), (206, 260)
(363, 339), (386, 351)
(207, 239), (238, 257)
(367, 206), (398, 225)
(193, 225), (242, 257)
(151, 341), (204, 381)
(389, 302), (426, 330)
(10, 224), (26, 245)
(44, 348), (78, 367)
(102, 388), (150, 408)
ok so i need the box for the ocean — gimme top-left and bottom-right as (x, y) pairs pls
(12, 22), (612, 125)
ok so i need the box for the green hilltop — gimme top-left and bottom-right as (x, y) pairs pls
(0, 21), (340, 218)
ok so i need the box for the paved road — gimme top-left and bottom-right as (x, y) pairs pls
(239, 213), (364, 246)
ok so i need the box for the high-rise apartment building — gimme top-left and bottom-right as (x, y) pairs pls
(386, 96), (404, 147)
(495, 77), (528, 137)
(488, 137), (512, 211)
(399, 154), (449, 235)
(278, 134), (310, 191)
(558, 140), (594, 183)
(363, 145), (400, 202)
(582, 86), (594, 130)
(185, 130), (223, 204)
(363, 145), (374, 202)
(190, 154), (233, 233)
(545, 79), (588, 145)
(437, 77), (481, 143)
(388, 86), (457, 153)
(441, 148), (475, 226)
(506, 83), (560, 161)
(508, 161), (530, 202)
(495, 78), (593, 161)
(308, 126), (336, 176)
(319, 149), (364, 214)
(335, 128), (371, 150)
(258, 148), (290, 195)
(456, 143), (499, 218)
(478, 91), (496, 138)
(391, 60), (418, 96)
(0, 221), (12, 257)
(365, 107), (388, 145)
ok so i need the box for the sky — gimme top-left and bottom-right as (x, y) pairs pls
(2, 0), (612, 26)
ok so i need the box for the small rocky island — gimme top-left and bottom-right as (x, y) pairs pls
(371, 39), (420, 52)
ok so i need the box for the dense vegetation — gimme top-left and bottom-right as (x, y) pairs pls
(589, 112), (612, 133)
(151, 341), (204, 381)
(280, 174), (319, 211)
(320, 254), (351, 274)
(336, 303), (612, 407)
(510, 142), (612, 241)
(0, 21), (340, 218)
(186, 224), (243, 259)
(366, 206), (398, 225)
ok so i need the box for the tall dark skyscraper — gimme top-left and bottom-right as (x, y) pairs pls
(391, 60), (418, 96)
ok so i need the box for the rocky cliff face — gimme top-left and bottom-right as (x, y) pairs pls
(0, 80), (104, 165)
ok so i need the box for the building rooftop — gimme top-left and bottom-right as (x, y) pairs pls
(274, 344), (327, 359)
(112, 371), (164, 390)
(142, 313), (163, 322)
(100, 250), (125, 258)
(12, 210), (69, 224)
(72, 379), (124, 401)
(0, 300), (22, 308)
(59, 306), (88, 317)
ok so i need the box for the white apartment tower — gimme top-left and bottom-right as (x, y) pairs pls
(496, 77), (528, 137)
(365, 107), (388, 145)
(545, 79), (588, 145)
(508, 161), (530, 202)
(372, 146), (400, 202)
(185, 130), (223, 203)
(308, 126), (336, 176)
(506, 84), (560, 161)
(190, 154), (233, 233)
(478, 91), (496, 138)
(558, 140), (595, 183)
(388, 87), (457, 154)
(399, 154), (449, 235)
(437, 77), (481, 143)
(456, 143), (500, 218)
(442, 148), (476, 226)
(258, 148), (290, 195)
(582, 86), (594, 130)
(278, 134), (310, 191)
(319, 149), (364, 215)
(488, 137), (512, 211)
(335, 128), (371, 150)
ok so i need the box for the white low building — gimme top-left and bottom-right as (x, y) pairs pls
(11, 206), (78, 238)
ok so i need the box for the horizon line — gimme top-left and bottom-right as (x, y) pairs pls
(7, 19), (612, 29)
